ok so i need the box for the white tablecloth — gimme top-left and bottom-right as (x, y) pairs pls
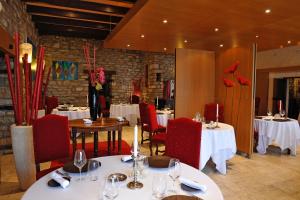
(254, 118), (300, 155)
(110, 104), (140, 126)
(51, 107), (90, 120)
(22, 155), (223, 200)
(200, 123), (237, 175)
(156, 110), (174, 127)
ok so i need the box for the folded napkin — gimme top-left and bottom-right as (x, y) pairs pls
(179, 177), (207, 192)
(116, 117), (125, 122)
(121, 155), (132, 162)
(50, 172), (70, 188)
(83, 119), (92, 124)
(262, 116), (273, 120)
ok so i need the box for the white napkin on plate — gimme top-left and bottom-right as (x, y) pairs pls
(83, 119), (92, 124)
(116, 117), (124, 122)
(179, 177), (207, 192)
(50, 172), (70, 188)
(121, 155), (132, 162)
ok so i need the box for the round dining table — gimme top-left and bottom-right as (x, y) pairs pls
(52, 107), (90, 120)
(22, 155), (224, 200)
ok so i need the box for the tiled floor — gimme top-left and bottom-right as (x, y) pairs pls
(1, 126), (300, 200)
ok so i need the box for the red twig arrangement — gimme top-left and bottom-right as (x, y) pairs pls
(5, 33), (46, 125)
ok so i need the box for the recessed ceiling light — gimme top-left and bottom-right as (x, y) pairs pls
(127, 44), (130, 47)
(280, 45), (284, 48)
(214, 28), (219, 32)
(256, 35), (259, 38)
(163, 19), (168, 24)
(184, 40), (188, 43)
(141, 34), (145, 38)
(265, 9), (271, 14)
(219, 44), (224, 47)
(287, 40), (291, 44)
(163, 48), (167, 51)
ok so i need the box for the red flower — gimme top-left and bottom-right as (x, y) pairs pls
(223, 78), (235, 87)
(224, 61), (240, 73)
(237, 75), (251, 86)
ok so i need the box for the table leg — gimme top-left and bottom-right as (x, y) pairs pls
(81, 131), (85, 150)
(112, 131), (116, 150)
(71, 128), (77, 158)
(118, 129), (122, 154)
(94, 131), (98, 157)
(107, 131), (111, 155)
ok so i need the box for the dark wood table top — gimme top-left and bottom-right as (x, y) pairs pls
(68, 117), (128, 129)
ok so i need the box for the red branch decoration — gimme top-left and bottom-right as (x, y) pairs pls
(224, 61), (239, 74)
(223, 78), (235, 87)
(237, 74), (251, 86)
(5, 32), (46, 125)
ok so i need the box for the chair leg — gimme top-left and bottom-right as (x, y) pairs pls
(149, 132), (153, 156)
(155, 144), (159, 155)
(141, 128), (144, 144)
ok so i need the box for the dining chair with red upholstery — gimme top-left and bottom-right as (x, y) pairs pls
(98, 95), (110, 117)
(45, 96), (58, 114)
(165, 118), (202, 169)
(204, 103), (224, 122)
(139, 102), (150, 144)
(147, 104), (167, 156)
(33, 114), (71, 180)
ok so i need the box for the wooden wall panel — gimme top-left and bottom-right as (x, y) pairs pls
(0, 26), (14, 55)
(215, 47), (254, 156)
(175, 48), (215, 118)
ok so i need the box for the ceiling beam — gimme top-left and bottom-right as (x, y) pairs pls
(32, 15), (115, 30)
(24, 1), (128, 17)
(81, 0), (135, 8)
(37, 23), (109, 39)
(27, 5), (122, 24)
(30, 12), (118, 25)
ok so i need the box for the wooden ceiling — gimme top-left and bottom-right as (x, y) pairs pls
(104, 0), (300, 52)
(23, 0), (137, 39)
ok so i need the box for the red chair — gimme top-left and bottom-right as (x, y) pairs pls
(139, 102), (150, 144)
(165, 118), (202, 169)
(147, 104), (167, 156)
(204, 103), (224, 122)
(45, 96), (58, 114)
(98, 95), (110, 117)
(33, 114), (71, 180)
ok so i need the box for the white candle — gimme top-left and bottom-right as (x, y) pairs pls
(133, 125), (138, 157)
(216, 103), (219, 117)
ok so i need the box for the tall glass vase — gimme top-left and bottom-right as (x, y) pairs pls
(89, 84), (99, 121)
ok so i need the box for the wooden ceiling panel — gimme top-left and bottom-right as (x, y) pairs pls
(104, 0), (300, 52)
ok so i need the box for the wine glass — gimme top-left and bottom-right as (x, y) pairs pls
(103, 175), (119, 200)
(73, 149), (87, 182)
(194, 112), (201, 122)
(152, 174), (167, 199)
(280, 110), (286, 118)
(267, 110), (272, 117)
(168, 158), (181, 193)
(137, 155), (149, 178)
(87, 159), (99, 181)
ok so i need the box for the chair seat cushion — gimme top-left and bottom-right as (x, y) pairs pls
(152, 133), (167, 143)
(143, 124), (166, 132)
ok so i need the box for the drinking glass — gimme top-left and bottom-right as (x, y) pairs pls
(103, 175), (119, 200)
(280, 110), (285, 118)
(73, 149), (87, 181)
(87, 160), (99, 181)
(194, 112), (201, 122)
(168, 158), (181, 193)
(267, 110), (272, 117)
(137, 155), (149, 178)
(152, 174), (167, 199)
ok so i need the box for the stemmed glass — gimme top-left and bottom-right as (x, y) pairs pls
(267, 110), (272, 117)
(137, 155), (149, 178)
(87, 160), (99, 181)
(152, 174), (167, 199)
(103, 175), (119, 200)
(168, 158), (181, 193)
(73, 149), (87, 182)
(280, 110), (286, 118)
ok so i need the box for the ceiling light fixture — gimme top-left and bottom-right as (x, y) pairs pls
(184, 40), (188, 43)
(265, 9), (271, 14)
(163, 19), (168, 24)
(127, 44), (130, 47)
(287, 40), (291, 44)
(256, 35), (259, 38)
(219, 44), (224, 48)
(141, 34), (145, 38)
(163, 48), (167, 51)
(214, 28), (219, 32)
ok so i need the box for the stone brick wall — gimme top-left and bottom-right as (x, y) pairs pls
(40, 35), (175, 106)
(0, 0), (38, 43)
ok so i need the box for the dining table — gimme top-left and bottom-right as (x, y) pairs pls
(52, 106), (90, 120)
(68, 118), (127, 157)
(254, 116), (300, 155)
(200, 122), (237, 175)
(21, 155), (224, 200)
(110, 104), (140, 126)
(156, 110), (174, 127)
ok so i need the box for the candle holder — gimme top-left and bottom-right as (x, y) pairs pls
(216, 115), (220, 128)
(127, 155), (143, 189)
